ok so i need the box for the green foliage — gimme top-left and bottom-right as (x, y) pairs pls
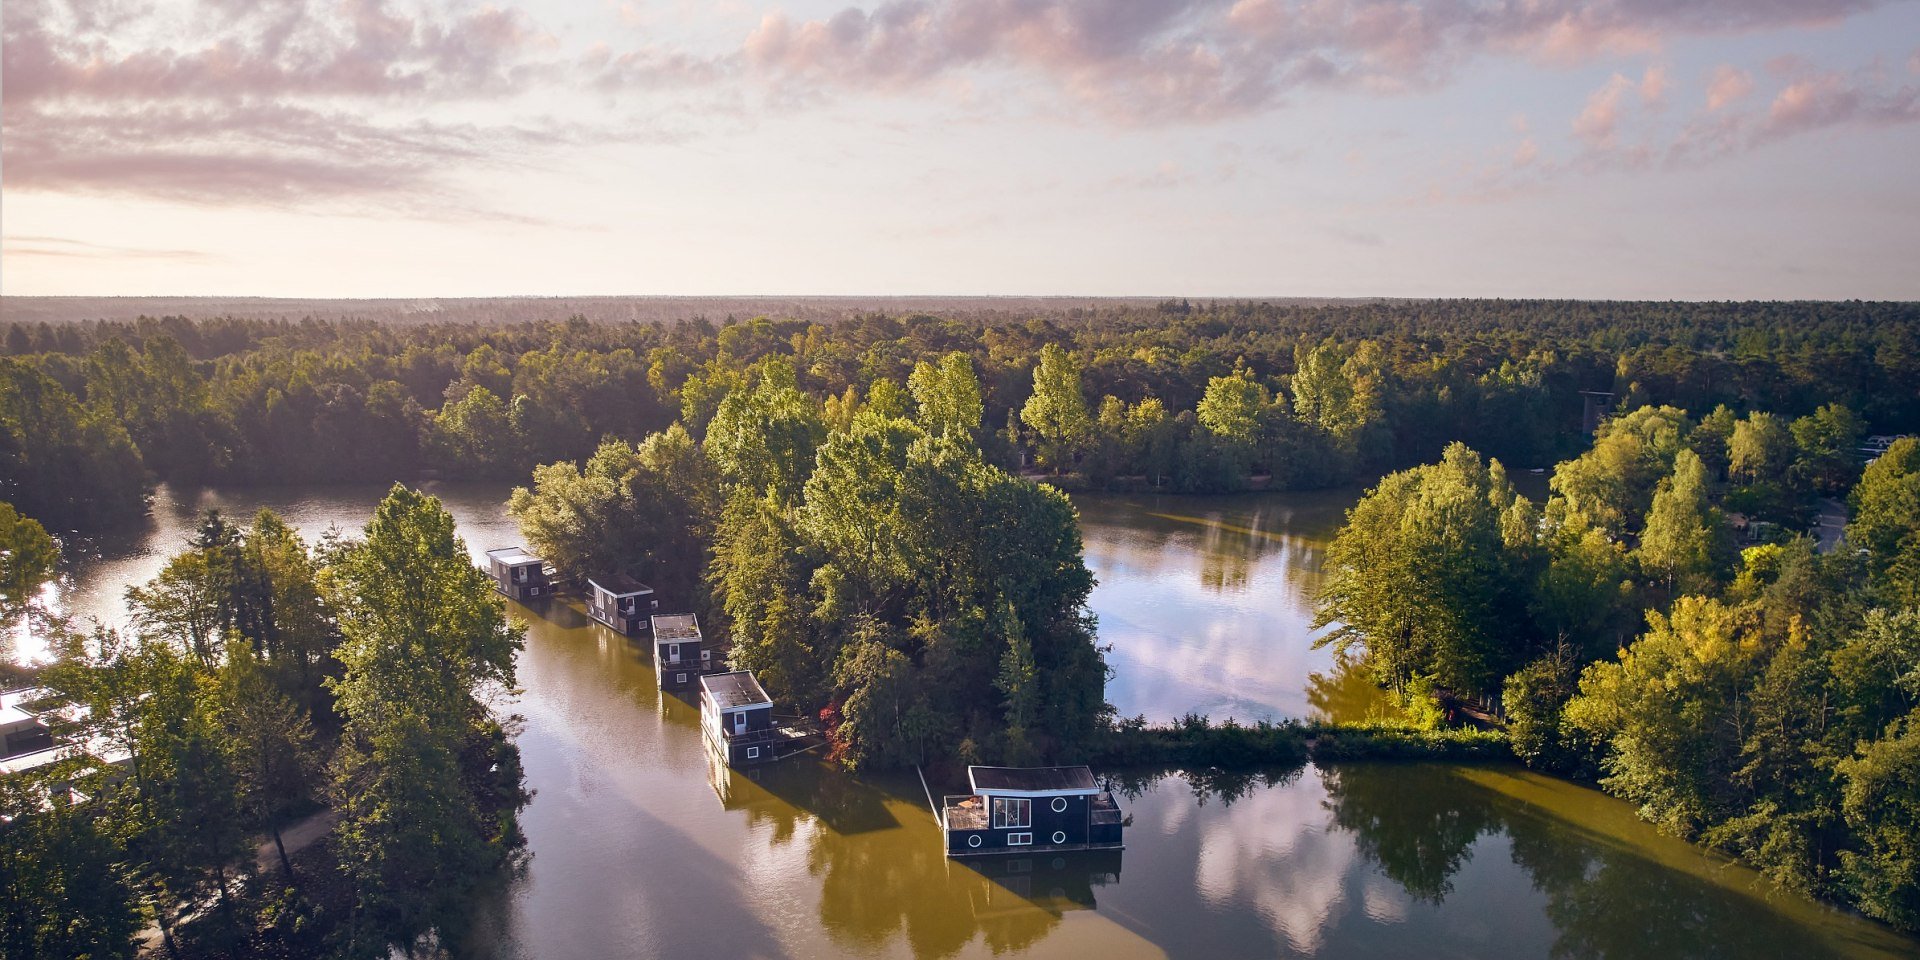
(1020, 344), (1090, 471)
(510, 425), (717, 599)
(0, 357), (147, 526)
(1836, 715), (1920, 929)
(1848, 437), (1920, 604)
(1548, 405), (1692, 537)
(323, 485), (529, 956)
(0, 777), (141, 960)
(1315, 442), (1538, 698)
(1789, 403), (1865, 495)
(907, 351), (984, 438)
(0, 501), (58, 627)
(1636, 450), (1725, 595)
(704, 356), (827, 505)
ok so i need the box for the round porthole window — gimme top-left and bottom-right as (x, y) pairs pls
(968, 834), (982, 848)
(1051, 796), (1068, 813)
(1052, 831), (1067, 845)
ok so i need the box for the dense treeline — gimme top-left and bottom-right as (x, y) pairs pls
(510, 353), (1109, 770)
(1316, 401), (1920, 930)
(0, 488), (528, 959)
(6, 300), (1919, 528)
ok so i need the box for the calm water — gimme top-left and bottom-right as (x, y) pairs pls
(29, 483), (1920, 959)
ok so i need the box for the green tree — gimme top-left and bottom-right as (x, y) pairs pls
(1563, 596), (1760, 836)
(1636, 450), (1724, 595)
(1547, 405), (1693, 537)
(1848, 437), (1920, 604)
(0, 776), (141, 960)
(1836, 715), (1920, 929)
(1196, 368), (1270, 450)
(1314, 443), (1537, 699)
(1728, 412), (1795, 487)
(1019, 344), (1090, 471)
(907, 351), (984, 439)
(323, 485), (528, 957)
(0, 501), (58, 628)
(704, 356), (827, 505)
(0, 357), (147, 526)
(1790, 403), (1865, 495)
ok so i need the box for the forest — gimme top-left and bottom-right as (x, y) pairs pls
(0, 489), (527, 959)
(4, 299), (1920, 952)
(1315, 414), (1920, 932)
(5, 299), (1918, 529)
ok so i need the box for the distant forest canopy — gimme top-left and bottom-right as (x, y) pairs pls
(3, 299), (1918, 528)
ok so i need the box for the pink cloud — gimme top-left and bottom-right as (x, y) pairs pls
(732, 0), (1889, 124)
(1705, 65), (1755, 110)
(1, 0), (569, 208)
(1640, 65), (1669, 108)
(1573, 74), (1635, 148)
(1760, 71), (1920, 141)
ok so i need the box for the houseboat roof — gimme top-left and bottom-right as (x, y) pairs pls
(969, 765), (1101, 797)
(652, 613), (701, 642)
(486, 546), (542, 566)
(588, 573), (654, 597)
(700, 671), (770, 709)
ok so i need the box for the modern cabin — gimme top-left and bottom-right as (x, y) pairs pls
(586, 573), (657, 636)
(700, 670), (777, 767)
(484, 547), (552, 601)
(652, 612), (713, 689)
(943, 765), (1124, 858)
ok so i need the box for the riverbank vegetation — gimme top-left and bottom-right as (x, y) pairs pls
(1317, 407), (1920, 930)
(6, 300), (1918, 529)
(0, 487), (527, 959)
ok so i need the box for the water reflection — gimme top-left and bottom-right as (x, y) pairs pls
(1075, 490), (1359, 723)
(32, 482), (1920, 960)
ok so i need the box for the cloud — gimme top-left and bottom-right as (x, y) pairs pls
(1640, 65), (1669, 108)
(1, 0), (570, 209)
(1759, 70), (1920, 141)
(1572, 74), (1635, 148)
(3, 236), (217, 262)
(1705, 64), (1755, 110)
(728, 0), (1889, 124)
(1512, 137), (1540, 167)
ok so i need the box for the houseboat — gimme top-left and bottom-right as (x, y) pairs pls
(586, 574), (657, 636)
(652, 613), (714, 689)
(484, 547), (552, 601)
(700, 670), (778, 767)
(942, 765), (1124, 858)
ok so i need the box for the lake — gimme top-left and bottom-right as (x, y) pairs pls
(27, 482), (1920, 959)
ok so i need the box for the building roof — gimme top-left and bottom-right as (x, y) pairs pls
(486, 546), (542, 566)
(588, 573), (654, 597)
(969, 765), (1100, 797)
(700, 670), (770, 709)
(652, 613), (702, 642)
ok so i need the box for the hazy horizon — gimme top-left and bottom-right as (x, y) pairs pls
(6, 0), (1919, 300)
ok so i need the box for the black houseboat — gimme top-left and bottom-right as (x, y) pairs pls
(652, 613), (714, 689)
(700, 670), (777, 767)
(943, 766), (1124, 858)
(484, 547), (552, 601)
(586, 574), (657, 636)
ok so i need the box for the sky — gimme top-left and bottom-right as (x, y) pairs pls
(3, 0), (1919, 300)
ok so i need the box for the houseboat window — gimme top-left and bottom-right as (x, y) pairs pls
(747, 747), (759, 759)
(967, 834), (982, 848)
(676, 673), (687, 684)
(667, 643), (680, 662)
(1008, 832), (1032, 846)
(1052, 831), (1067, 845)
(1051, 796), (1068, 813)
(992, 797), (1032, 830)
(732, 712), (746, 733)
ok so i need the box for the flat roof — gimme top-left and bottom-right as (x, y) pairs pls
(969, 765), (1100, 796)
(486, 547), (542, 566)
(588, 573), (654, 596)
(700, 670), (770, 709)
(652, 613), (701, 642)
